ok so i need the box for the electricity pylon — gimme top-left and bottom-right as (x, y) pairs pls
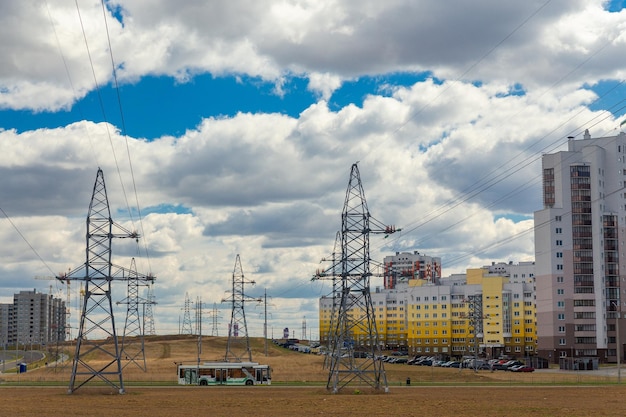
(143, 286), (157, 336)
(56, 168), (154, 394)
(223, 254), (261, 362)
(315, 231), (342, 369)
(208, 302), (222, 336)
(117, 257), (153, 372)
(181, 292), (193, 335)
(314, 163), (397, 393)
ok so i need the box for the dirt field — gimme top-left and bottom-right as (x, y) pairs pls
(2, 386), (626, 417)
(1, 336), (626, 416)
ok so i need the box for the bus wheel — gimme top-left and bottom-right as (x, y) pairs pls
(200, 380), (208, 386)
(245, 379), (254, 386)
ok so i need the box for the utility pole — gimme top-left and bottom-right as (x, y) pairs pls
(314, 163), (398, 393)
(196, 296), (202, 367)
(264, 289), (268, 356)
(56, 168), (154, 394)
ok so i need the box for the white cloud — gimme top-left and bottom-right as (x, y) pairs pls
(2, 1), (625, 109)
(1, 0), (626, 337)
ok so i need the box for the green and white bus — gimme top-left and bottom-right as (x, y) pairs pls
(177, 362), (271, 386)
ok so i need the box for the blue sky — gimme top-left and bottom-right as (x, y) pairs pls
(1, 0), (626, 337)
(0, 72), (432, 140)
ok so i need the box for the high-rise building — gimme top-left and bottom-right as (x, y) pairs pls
(383, 251), (442, 289)
(0, 289), (66, 347)
(534, 130), (626, 364)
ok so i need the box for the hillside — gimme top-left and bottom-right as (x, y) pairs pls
(0, 335), (611, 386)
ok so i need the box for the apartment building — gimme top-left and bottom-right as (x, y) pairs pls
(382, 251), (442, 289)
(534, 130), (626, 364)
(0, 289), (66, 347)
(319, 260), (536, 359)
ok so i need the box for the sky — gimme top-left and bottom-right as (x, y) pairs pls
(1, 0), (626, 342)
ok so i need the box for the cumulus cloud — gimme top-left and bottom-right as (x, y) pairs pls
(1, 0), (626, 335)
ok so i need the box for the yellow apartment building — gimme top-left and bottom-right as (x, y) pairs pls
(319, 259), (536, 359)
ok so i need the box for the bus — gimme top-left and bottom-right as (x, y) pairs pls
(177, 362), (271, 386)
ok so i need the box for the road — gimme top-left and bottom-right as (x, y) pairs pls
(0, 350), (45, 373)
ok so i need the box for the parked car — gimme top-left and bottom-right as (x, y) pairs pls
(492, 360), (521, 370)
(445, 361), (461, 368)
(512, 365), (535, 372)
(504, 361), (525, 371)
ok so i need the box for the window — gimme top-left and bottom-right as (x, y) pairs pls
(556, 252), (563, 258)
(556, 215), (562, 221)
(559, 338), (566, 345)
(558, 326), (565, 333)
(557, 289), (564, 295)
(558, 313), (565, 320)
(557, 264), (563, 270)
(556, 227), (562, 234)
(556, 240), (563, 246)
(557, 276), (564, 283)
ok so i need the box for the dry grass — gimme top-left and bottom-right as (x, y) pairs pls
(2, 335), (626, 416)
(4, 335), (621, 385)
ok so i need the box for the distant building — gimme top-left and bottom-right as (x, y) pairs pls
(319, 259), (536, 359)
(382, 251), (442, 289)
(0, 289), (66, 347)
(534, 130), (626, 364)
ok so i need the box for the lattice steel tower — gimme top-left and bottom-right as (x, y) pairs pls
(181, 292), (193, 335)
(223, 254), (260, 362)
(117, 257), (154, 372)
(143, 286), (157, 336)
(317, 163), (396, 393)
(315, 231), (342, 369)
(209, 302), (221, 336)
(57, 168), (153, 394)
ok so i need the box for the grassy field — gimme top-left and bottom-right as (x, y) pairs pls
(1, 335), (626, 416)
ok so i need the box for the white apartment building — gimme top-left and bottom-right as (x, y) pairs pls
(534, 130), (626, 364)
(382, 251), (442, 289)
(0, 289), (66, 347)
